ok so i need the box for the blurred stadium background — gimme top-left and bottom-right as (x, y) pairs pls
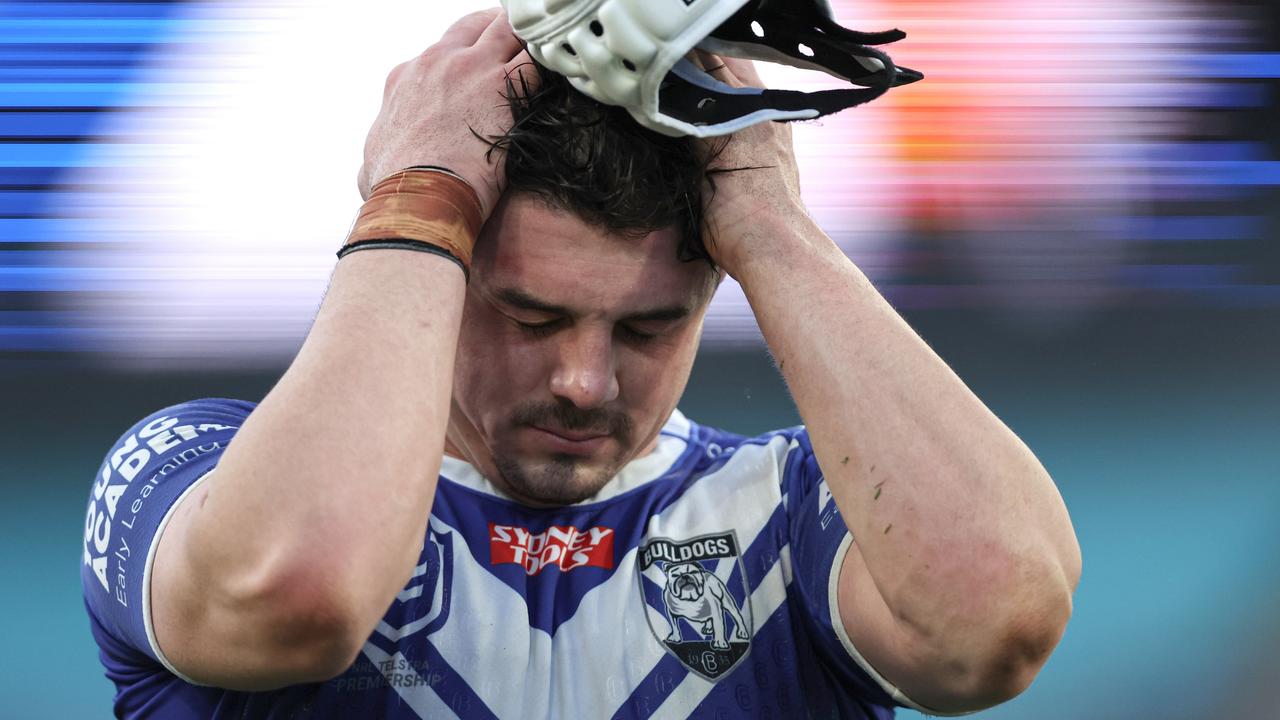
(0, 1), (1276, 718)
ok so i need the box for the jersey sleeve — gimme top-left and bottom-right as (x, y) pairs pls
(81, 398), (254, 685)
(779, 426), (937, 714)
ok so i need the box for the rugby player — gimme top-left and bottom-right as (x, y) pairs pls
(82, 9), (1080, 718)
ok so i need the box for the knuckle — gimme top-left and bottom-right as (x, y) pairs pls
(448, 9), (496, 34)
(383, 63), (406, 94)
(416, 45), (441, 64)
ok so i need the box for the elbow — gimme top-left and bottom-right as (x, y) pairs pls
(260, 594), (369, 687)
(171, 485), (398, 690)
(915, 558), (1079, 714)
(205, 556), (375, 690)
(947, 476), (1083, 710)
(897, 469), (1083, 714)
(960, 596), (1074, 711)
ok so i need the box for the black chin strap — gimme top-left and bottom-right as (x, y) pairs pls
(711, 0), (923, 89)
(749, 0), (909, 48)
(658, 0), (922, 128)
(658, 69), (900, 127)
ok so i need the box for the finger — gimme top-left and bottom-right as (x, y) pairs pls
(692, 49), (747, 89)
(436, 8), (502, 49)
(721, 56), (764, 88)
(501, 52), (541, 101)
(382, 60), (409, 96)
(503, 49), (535, 74)
(475, 10), (523, 58)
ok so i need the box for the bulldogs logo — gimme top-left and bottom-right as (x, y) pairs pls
(637, 532), (752, 680)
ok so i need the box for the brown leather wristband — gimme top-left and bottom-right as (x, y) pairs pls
(343, 168), (484, 272)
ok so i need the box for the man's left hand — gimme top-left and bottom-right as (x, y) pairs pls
(690, 52), (808, 277)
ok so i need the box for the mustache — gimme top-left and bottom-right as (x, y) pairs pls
(510, 401), (633, 442)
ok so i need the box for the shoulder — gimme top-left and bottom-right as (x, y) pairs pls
(672, 419), (827, 516)
(684, 416), (808, 455)
(93, 398), (255, 484)
(115, 398), (257, 436)
(678, 416), (811, 478)
(82, 398), (258, 663)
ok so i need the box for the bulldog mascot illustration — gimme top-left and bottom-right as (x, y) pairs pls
(638, 532), (754, 679)
(662, 561), (750, 650)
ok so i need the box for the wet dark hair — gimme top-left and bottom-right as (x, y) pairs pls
(478, 61), (730, 267)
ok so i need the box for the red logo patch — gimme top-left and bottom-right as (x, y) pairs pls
(489, 523), (615, 576)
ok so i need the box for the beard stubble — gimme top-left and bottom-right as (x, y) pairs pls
(492, 399), (636, 506)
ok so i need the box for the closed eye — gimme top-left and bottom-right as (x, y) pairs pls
(514, 318), (563, 338)
(510, 315), (666, 344)
(617, 324), (658, 344)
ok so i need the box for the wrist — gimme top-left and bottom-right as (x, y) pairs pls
(366, 160), (499, 219)
(341, 168), (485, 277)
(425, 163), (500, 219)
(710, 196), (822, 280)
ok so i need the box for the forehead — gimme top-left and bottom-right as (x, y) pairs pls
(472, 194), (711, 313)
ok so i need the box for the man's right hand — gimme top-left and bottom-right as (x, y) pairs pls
(357, 8), (534, 216)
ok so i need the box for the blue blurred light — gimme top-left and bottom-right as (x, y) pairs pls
(0, 18), (177, 45)
(0, 218), (121, 243)
(1124, 215), (1266, 242)
(0, 112), (108, 137)
(1186, 52), (1280, 78)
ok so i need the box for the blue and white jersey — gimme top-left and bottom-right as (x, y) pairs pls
(82, 398), (931, 719)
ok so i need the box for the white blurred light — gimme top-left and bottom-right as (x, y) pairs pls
(67, 0), (495, 366)
(63, 0), (1207, 365)
(64, 0), (910, 364)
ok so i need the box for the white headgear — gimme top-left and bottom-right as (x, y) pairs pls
(501, 0), (921, 138)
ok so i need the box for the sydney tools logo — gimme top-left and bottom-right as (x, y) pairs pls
(489, 524), (615, 576)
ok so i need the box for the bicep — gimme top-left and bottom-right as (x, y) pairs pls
(777, 428), (968, 713)
(149, 476), (241, 687)
(837, 540), (972, 715)
(83, 401), (354, 691)
(150, 472), (357, 691)
(836, 541), (922, 701)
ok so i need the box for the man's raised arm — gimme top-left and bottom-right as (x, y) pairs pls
(146, 10), (529, 691)
(700, 56), (1081, 714)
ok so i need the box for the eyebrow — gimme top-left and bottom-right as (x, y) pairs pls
(493, 287), (692, 324)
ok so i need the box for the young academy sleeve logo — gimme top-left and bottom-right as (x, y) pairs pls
(636, 532), (753, 681)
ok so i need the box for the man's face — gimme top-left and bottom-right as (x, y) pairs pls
(447, 193), (716, 506)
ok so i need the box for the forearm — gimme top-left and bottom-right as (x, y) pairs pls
(185, 250), (464, 633)
(732, 206), (1080, 648)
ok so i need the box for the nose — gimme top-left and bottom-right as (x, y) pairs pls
(548, 325), (620, 409)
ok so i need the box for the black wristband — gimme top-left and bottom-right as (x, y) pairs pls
(336, 238), (469, 280)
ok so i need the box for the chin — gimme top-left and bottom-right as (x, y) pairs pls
(494, 453), (621, 506)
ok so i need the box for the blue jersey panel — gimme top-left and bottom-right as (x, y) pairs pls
(80, 399), (253, 717)
(777, 427), (900, 715)
(677, 425), (899, 718)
